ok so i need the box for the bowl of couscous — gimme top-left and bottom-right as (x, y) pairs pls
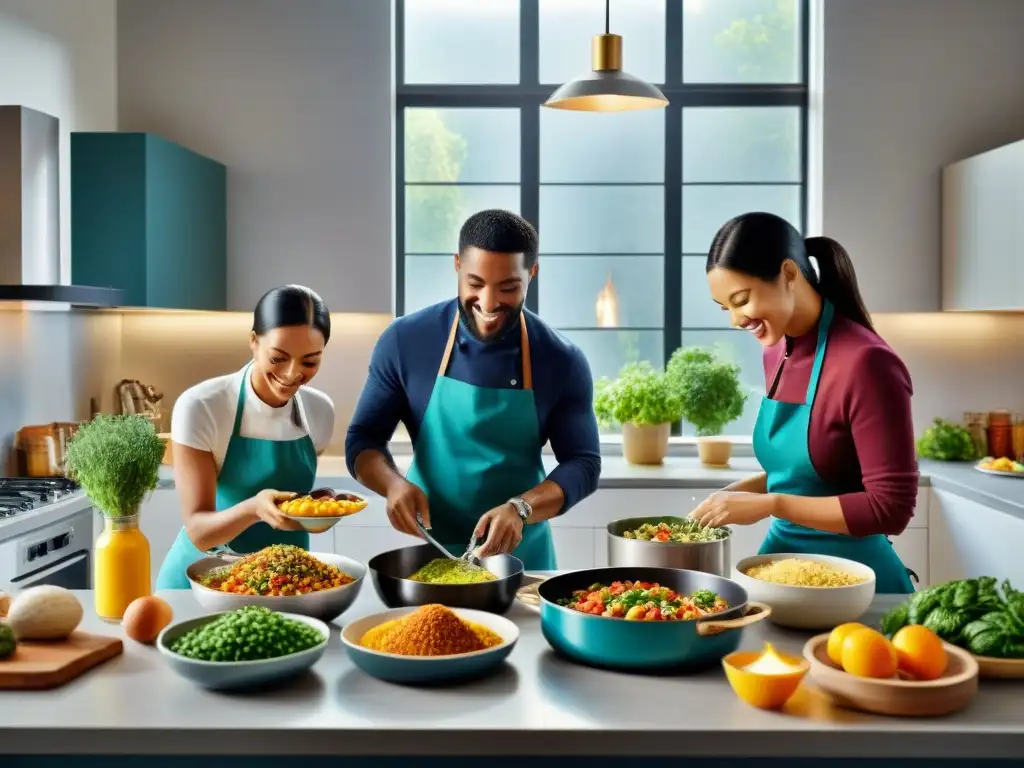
(733, 553), (875, 630)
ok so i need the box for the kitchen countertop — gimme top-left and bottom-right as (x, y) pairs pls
(1, 587), (1021, 758)
(156, 454), (1024, 522)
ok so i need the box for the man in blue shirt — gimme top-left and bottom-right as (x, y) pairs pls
(345, 209), (601, 569)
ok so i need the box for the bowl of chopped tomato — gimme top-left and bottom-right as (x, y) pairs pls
(186, 545), (366, 622)
(535, 566), (771, 671)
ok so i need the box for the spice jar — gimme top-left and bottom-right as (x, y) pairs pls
(964, 412), (988, 458)
(1013, 413), (1024, 462)
(987, 410), (1013, 459)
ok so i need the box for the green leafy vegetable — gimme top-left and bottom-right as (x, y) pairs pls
(666, 346), (748, 437)
(64, 414), (165, 518)
(880, 577), (1024, 658)
(915, 418), (978, 461)
(593, 362), (682, 428)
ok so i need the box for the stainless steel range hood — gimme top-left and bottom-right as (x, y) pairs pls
(0, 106), (122, 307)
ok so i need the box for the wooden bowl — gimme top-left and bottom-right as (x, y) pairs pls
(974, 654), (1024, 679)
(803, 634), (979, 717)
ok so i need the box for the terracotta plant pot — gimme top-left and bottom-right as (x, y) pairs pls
(697, 437), (732, 468)
(622, 422), (671, 465)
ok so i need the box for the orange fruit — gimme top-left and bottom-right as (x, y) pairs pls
(840, 627), (898, 678)
(827, 622), (866, 667)
(891, 625), (947, 681)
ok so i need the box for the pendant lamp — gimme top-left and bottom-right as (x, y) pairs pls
(543, 0), (669, 112)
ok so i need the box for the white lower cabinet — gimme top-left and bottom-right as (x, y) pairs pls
(929, 488), (1024, 587)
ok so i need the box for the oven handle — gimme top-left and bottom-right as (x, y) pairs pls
(11, 551), (89, 586)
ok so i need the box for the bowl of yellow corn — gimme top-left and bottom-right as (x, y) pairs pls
(277, 489), (369, 533)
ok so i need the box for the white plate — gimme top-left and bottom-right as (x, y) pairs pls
(974, 462), (1024, 479)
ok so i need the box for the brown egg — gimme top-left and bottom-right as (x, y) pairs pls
(123, 596), (173, 644)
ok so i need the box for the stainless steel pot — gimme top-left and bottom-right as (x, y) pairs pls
(606, 516), (731, 576)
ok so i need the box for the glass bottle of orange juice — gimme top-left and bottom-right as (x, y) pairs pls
(94, 513), (151, 620)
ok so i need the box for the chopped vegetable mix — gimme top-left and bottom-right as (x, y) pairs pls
(408, 558), (497, 584)
(169, 605), (325, 662)
(881, 577), (1024, 658)
(558, 580), (729, 621)
(621, 520), (728, 543)
(199, 544), (354, 596)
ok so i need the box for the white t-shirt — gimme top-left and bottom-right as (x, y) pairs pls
(171, 367), (335, 472)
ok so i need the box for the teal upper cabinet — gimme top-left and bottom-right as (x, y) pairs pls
(71, 132), (227, 310)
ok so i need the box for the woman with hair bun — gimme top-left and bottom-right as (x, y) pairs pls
(688, 212), (917, 594)
(156, 285), (335, 589)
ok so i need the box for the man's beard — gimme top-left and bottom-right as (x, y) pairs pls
(457, 298), (524, 344)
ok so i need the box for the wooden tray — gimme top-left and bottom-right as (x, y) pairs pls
(0, 631), (123, 690)
(974, 654), (1024, 679)
(803, 633), (978, 717)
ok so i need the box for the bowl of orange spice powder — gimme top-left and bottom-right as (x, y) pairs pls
(341, 604), (519, 684)
(186, 544), (366, 622)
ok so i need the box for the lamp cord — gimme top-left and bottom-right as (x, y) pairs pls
(605, 0), (610, 34)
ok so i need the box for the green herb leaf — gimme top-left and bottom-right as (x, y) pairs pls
(64, 414), (165, 518)
(915, 418), (977, 461)
(666, 346), (748, 437)
(593, 361), (682, 427)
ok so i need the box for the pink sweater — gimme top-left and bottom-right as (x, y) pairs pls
(762, 310), (919, 536)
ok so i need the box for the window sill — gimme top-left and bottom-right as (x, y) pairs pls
(386, 434), (754, 458)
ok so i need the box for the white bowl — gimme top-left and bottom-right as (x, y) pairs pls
(341, 606), (519, 684)
(157, 611), (330, 690)
(733, 553), (876, 630)
(186, 551), (366, 622)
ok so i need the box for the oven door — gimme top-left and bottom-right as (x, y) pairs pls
(11, 550), (90, 590)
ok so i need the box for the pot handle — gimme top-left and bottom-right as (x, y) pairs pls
(515, 573), (549, 608)
(695, 601), (772, 637)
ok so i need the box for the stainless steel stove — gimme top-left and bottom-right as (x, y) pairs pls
(0, 477), (81, 517)
(0, 477), (93, 590)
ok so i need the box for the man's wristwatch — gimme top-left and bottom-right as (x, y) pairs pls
(508, 497), (532, 524)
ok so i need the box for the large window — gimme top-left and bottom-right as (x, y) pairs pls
(396, 0), (809, 435)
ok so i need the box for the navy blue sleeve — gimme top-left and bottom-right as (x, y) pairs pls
(544, 348), (601, 513)
(345, 322), (408, 476)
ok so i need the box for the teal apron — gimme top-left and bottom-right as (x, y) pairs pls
(753, 300), (915, 594)
(155, 364), (318, 589)
(405, 312), (557, 570)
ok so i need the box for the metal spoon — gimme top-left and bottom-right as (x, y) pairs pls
(415, 513), (485, 571)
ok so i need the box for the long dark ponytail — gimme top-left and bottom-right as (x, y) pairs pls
(706, 212), (873, 330)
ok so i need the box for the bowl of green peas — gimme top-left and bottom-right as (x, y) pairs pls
(157, 605), (330, 690)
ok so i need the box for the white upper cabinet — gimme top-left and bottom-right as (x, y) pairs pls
(942, 139), (1024, 311)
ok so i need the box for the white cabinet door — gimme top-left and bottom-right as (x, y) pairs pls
(139, 489), (185, 589)
(890, 528), (928, 590)
(727, 518), (771, 570)
(552, 528), (594, 570)
(929, 489), (1024, 586)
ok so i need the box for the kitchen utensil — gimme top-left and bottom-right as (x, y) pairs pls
(415, 513), (460, 560)
(606, 515), (731, 576)
(341, 606), (519, 684)
(367, 543), (524, 614)
(733, 553), (876, 630)
(276, 489), (369, 534)
(722, 643), (809, 710)
(803, 633), (979, 717)
(534, 566), (770, 671)
(157, 611), (329, 690)
(0, 631), (123, 690)
(972, 654), (1024, 679)
(186, 552), (366, 622)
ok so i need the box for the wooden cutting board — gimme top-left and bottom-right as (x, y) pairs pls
(0, 631), (123, 690)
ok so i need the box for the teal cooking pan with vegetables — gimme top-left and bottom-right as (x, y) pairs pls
(536, 566), (771, 671)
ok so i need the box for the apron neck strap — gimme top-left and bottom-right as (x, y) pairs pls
(439, 311), (533, 391)
(804, 299), (834, 406)
(233, 363), (252, 436)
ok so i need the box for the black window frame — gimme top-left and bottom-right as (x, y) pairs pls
(395, 0), (810, 432)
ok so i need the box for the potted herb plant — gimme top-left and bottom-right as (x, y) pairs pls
(65, 414), (166, 620)
(594, 362), (682, 465)
(667, 346), (747, 468)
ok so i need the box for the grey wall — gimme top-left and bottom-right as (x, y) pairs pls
(821, 0), (1024, 313)
(116, 0), (394, 314)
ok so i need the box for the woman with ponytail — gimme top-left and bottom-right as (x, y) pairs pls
(689, 212), (917, 594)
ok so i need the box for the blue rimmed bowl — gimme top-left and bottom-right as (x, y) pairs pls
(341, 606), (519, 684)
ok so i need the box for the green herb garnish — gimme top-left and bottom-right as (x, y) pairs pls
(593, 362), (682, 428)
(64, 414), (165, 518)
(915, 418), (978, 461)
(666, 346), (747, 437)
